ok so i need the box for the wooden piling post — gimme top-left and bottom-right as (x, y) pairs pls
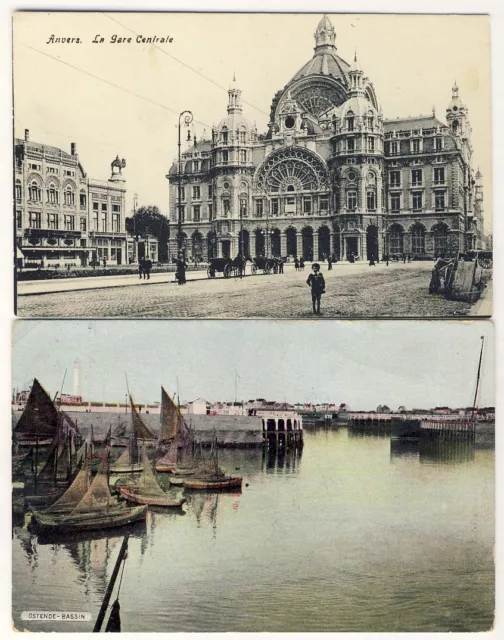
(93, 533), (130, 633)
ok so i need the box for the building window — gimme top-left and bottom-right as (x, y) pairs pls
(80, 217), (87, 232)
(389, 225), (404, 254)
(367, 116), (374, 131)
(271, 198), (279, 216)
(389, 171), (401, 187)
(347, 190), (357, 211)
(222, 150), (228, 165)
(208, 203), (213, 220)
(48, 213), (58, 229)
(193, 186), (201, 199)
(93, 212), (98, 231)
(28, 180), (41, 201)
(256, 199), (263, 218)
(390, 141), (399, 156)
(223, 199), (230, 216)
(434, 167), (445, 185)
(208, 184), (213, 199)
(411, 169), (423, 186)
(240, 150), (247, 163)
(15, 180), (22, 201)
(411, 225), (426, 255)
(179, 205), (185, 222)
(368, 137), (375, 151)
(93, 202), (99, 211)
(180, 186), (186, 200)
(101, 213), (107, 232)
(64, 215), (75, 231)
(347, 138), (355, 152)
(112, 214), (120, 232)
(239, 198), (248, 217)
(65, 170), (75, 177)
(412, 191), (423, 211)
(64, 186), (75, 205)
(30, 163), (41, 171)
(80, 192), (86, 207)
(239, 130), (246, 144)
(47, 167), (58, 174)
(47, 183), (59, 204)
(434, 137), (443, 151)
(193, 205), (201, 221)
(390, 193), (401, 212)
(435, 191), (446, 212)
(222, 129), (228, 144)
(367, 191), (376, 211)
(16, 210), (22, 229)
(412, 139), (420, 153)
(101, 203), (107, 212)
(320, 197), (328, 212)
(29, 211), (41, 228)
(347, 116), (354, 131)
(303, 197), (312, 214)
(193, 160), (199, 172)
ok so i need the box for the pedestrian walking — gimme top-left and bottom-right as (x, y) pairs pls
(369, 254), (376, 267)
(294, 257), (299, 271)
(385, 253), (389, 266)
(175, 255), (187, 285)
(138, 258), (145, 279)
(403, 252), (406, 264)
(327, 255), (333, 270)
(144, 258), (152, 280)
(307, 263), (326, 315)
(300, 257), (305, 271)
(279, 257), (284, 274)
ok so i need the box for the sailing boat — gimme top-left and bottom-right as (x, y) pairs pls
(119, 446), (186, 508)
(31, 445), (147, 533)
(182, 432), (243, 491)
(13, 378), (60, 446)
(110, 395), (155, 473)
(155, 387), (190, 473)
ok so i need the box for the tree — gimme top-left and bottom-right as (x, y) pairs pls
(125, 206), (170, 262)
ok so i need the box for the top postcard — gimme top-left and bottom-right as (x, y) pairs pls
(13, 12), (492, 318)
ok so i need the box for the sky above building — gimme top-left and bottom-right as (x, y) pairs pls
(13, 12), (492, 231)
(12, 320), (494, 410)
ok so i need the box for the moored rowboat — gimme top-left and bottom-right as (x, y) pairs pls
(31, 504), (148, 533)
(183, 476), (243, 490)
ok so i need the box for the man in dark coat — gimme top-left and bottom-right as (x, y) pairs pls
(327, 255), (333, 270)
(176, 255), (187, 285)
(143, 258), (152, 280)
(307, 262), (326, 315)
(138, 258), (144, 279)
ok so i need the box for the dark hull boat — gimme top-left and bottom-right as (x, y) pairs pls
(182, 476), (243, 490)
(32, 504), (147, 533)
(118, 486), (185, 508)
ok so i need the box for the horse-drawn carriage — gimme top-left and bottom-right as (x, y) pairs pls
(207, 256), (247, 279)
(251, 256), (284, 275)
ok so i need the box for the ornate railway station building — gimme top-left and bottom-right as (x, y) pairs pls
(168, 15), (486, 262)
(15, 131), (128, 267)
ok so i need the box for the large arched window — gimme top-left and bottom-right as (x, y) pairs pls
(255, 147), (328, 195)
(433, 222), (449, 257)
(80, 190), (87, 208)
(47, 182), (59, 204)
(346, 110), (355, 132)
(15, 179), (22, 201)
(221, 126), (228, 145)
(388, 224), (404, 255)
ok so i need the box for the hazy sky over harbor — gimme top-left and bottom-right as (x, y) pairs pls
(12, 320), (494, 409)
(12, 12), (492, 231)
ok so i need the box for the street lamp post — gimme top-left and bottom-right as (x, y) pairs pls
(133, 193), (138, 263)
(178, 111), (194, 259)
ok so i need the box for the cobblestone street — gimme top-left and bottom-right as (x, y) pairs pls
(17, 261), (477, 318)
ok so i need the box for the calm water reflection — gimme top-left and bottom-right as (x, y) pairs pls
(12, 429), (494, 632)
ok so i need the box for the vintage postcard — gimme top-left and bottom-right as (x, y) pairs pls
(12, 12), (492, 318)
(11, 319), (495, 632)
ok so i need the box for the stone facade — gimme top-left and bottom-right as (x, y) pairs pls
(15, 131), (128, 267)
(168, 15), (485, 262)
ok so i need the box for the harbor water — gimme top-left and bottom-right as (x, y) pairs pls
(12, 428), (494, 632)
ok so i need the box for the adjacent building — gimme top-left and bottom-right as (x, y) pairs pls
(15, 130), (128, 267)
(167, 15), (486, 262)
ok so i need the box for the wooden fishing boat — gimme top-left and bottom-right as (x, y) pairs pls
(32, 504), (148, 533)
(183, 476), (243, 490)
(119, 447), (185, 508)
(13, 378), (60, 446)
(109, 441), (143, 474)
(31, 444), (147, 532)
(154, 387), (193, 472)
(118, 486), (185, 508)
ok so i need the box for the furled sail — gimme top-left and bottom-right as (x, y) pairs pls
(137, 447), (167, 497)
(130, 395), (155, 441)
(45, 461), (90, 513)
(14, 379), (59, 438)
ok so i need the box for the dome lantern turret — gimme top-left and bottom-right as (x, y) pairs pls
(314, 14), (337, 53)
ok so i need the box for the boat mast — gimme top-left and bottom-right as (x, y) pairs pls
(471, 336), (485, 429)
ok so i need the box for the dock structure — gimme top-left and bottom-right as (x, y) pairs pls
(254, 409), (303, 450)
(420, 418), (475, 440)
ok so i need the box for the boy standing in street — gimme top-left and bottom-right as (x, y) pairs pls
(307, 262), (326, 315)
